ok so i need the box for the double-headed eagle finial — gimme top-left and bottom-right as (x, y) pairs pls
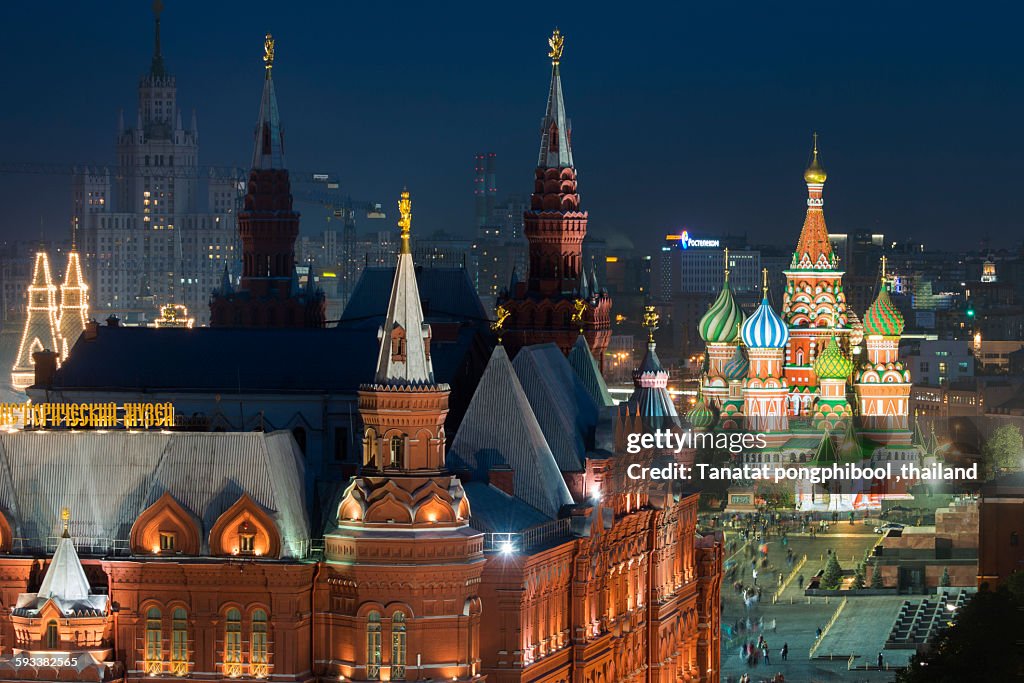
(643, 305), (660, 343)
(263, 33), (275, 78)
(398, 189), (412, 254)
(548, 28), (564, 65)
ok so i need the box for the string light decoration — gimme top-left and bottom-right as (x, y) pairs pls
(12, 251), (60, 391)
(58, 249), (90, 359)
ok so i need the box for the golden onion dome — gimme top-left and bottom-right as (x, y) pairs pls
(804, 133), (827, 184)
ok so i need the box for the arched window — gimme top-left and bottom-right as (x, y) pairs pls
(251, 609), (269, 677)
(171, 608), (188, 676)
(365, 429), (378, 467)
(367, 611), (382, 680)
(237, 521), (256, 555)
(391, 612), (407, 680)
(146, 608), (163, 669)
(45, 620), (58, 649)
(225, 608), (242, 675)
(389, 436), (404, 469)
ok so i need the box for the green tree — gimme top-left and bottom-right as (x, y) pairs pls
(852, 566), (866, 590)
(896, 573), (1024, 682)
(981, 424), (1024, 478)
(870, 564), (884, 588)
(940, 567), (951, 587)
(821, 553), (843, 590)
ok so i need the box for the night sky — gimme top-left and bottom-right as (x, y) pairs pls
(1, 1), (1022, 253)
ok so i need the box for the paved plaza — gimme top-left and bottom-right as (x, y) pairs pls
(715, 519), (907, 682)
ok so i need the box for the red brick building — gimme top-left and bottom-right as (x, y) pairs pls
(978, 472), (1024, 589)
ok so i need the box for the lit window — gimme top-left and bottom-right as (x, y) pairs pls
(225, 608), (242, 669)
(171, 608), (188, 675)
(367, 612), (382, 680)
(146, 607), (163, 669)
(160, 531), (176, 552)
(391, 612), (407, 680)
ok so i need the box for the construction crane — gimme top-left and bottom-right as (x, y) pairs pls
(292, 174), (386, 305)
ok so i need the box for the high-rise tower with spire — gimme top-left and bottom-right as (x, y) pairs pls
(498, 30), (612, 367)
(209, 34), (325, 328)
(76, 1), (239, 325)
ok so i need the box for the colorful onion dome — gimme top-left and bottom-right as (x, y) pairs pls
(687, 396), (716, 431)
(723, 345), (749, 381)
(814, 336), (852, 380)
(698, 280), (745, 343)
(804, 135), (827, 184)
(863, 285), (905, 337)
(741, 297), (790, 349)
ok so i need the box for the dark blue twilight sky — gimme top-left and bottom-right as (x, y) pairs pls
(1, 1), (1022, 252)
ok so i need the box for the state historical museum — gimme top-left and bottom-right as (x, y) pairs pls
(0, 27), (723, 683)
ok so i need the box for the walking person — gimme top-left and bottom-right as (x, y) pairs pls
(877, 652), (884, 669)
(762, 642), (770, 665)
(781, 642), (788, 661)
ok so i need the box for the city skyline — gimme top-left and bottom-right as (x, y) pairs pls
(1, 2), (1022, 253)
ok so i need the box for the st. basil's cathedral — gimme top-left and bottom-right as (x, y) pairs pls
(687, 136), (919, 507)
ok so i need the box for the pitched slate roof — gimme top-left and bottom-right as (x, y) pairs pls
(512, 343), (598, 472)
(568, 335), (614, 407)
(46, 324), (477, 394)
(448, 346), (573, 520)
(463, 481), (551, 533)
(341, 265), (488, 325)
(0, 430), (310, 557)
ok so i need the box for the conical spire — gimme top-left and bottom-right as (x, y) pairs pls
(305, 261), (319, 295)
(793, 133), (836, 270)
(251, 33), (285, 170)
(590, 267), (599, 296)
(150, 0), (166, 77)
(374, 190), (435, 385)
(577, 268), (590, 299)
(37, 509), (92, 602)
(537, 29), (574, 169)
(219, 263), (234, 295)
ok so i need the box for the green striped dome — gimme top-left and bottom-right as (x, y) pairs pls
(863, 286), (905, 337)
(814, 336), (852, 380)
(687, 396), (716, 430)
(699, 280), (745, 343)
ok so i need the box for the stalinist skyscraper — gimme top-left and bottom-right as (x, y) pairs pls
(73, 1), (240, 325)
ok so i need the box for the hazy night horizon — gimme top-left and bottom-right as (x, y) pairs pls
(1, 1), (1022, 251)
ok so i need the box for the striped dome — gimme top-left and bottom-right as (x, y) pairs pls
(863, 286), (905, 337)
(698, 280), (745, 343)
(814, 336), (852, 380)
(687, 396), (716, 430)
(723, 346), (749, 381)
(741, 297), (790, 349)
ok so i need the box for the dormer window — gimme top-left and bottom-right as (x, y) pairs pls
(238, 521), (257, 555)
(159, 531), (177, 552)
(390, 326), (407, 362)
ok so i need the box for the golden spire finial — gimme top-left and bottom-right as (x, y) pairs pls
(398, 189), (412, 255)
(60, 507), (70, 538)
(723, 247), (730, 283)
(880, 255), (888, 286)
(263, 33), (275, 79)
(572, 298), (587, 333)
(643, 305), (660, 343)
(762, 268), (769, 297)
(491, 304), (510, 342)
(548, 28), (565, 65)
(804, 131), (828, 184)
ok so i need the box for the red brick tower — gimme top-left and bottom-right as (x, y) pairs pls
(499, 29), (612, 367)
(317, 191), (486, 683)
(209, 34), (325, 328)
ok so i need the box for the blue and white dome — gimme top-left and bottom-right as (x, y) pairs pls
(741, 297), (790, 349)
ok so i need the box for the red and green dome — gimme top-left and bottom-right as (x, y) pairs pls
(863, 286), (904, 337)
(814, 336), (852, 380)
(687, 396), (716, 431)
